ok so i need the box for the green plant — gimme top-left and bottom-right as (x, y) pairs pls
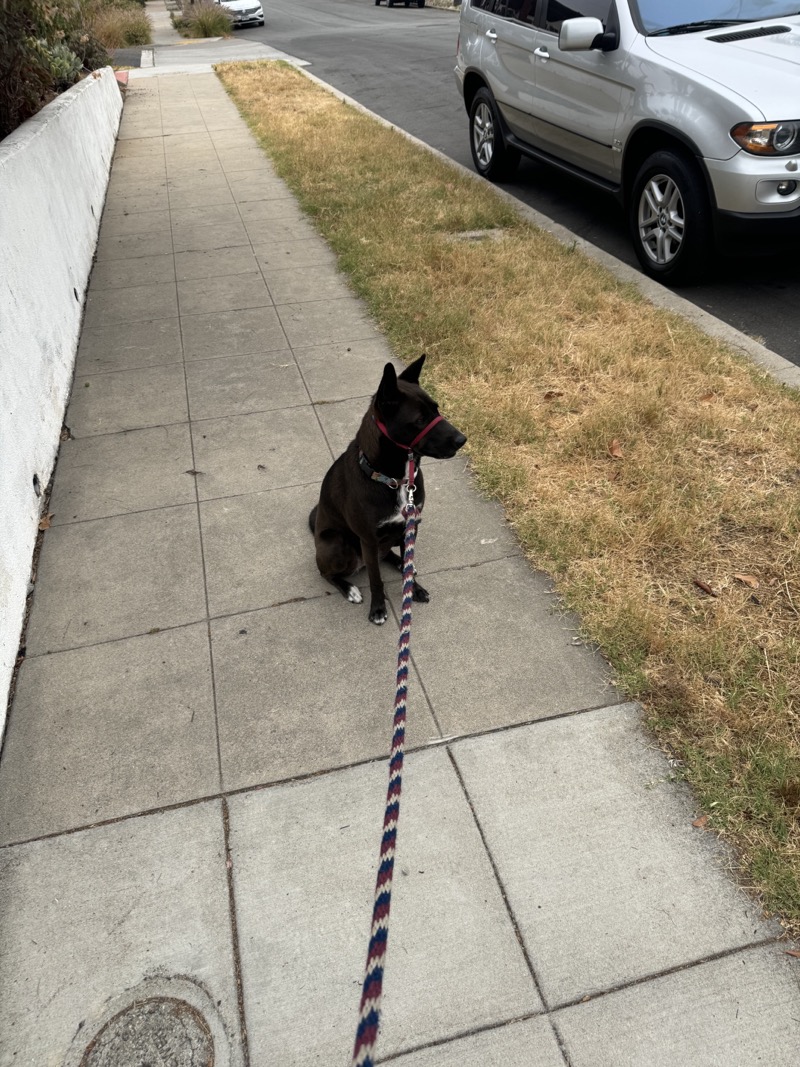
(39, 38), (82, 89)
(91, 4), (151, 48)
(66, 30), (109, 70)
(185, 2), (232, 37)
(0, 0), (56, 138)
(119, 8), (150, 43)
(0, 0), (116, 139)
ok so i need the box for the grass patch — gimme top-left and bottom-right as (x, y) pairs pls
(217, 60), (800, 928)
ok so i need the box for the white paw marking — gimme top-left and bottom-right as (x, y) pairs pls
(347, 585), (363, 604)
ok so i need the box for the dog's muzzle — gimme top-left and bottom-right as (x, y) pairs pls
(373, 413), (444, 452)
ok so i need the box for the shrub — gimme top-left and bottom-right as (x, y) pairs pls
(0, 0), (57, 139)
(91, 5), (152, 48)
(0, 0), (153, 139)
(120, 9), (151, 43)
(67, 30), (110, 70)
(185, 2), (232, 37)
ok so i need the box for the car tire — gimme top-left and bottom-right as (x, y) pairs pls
(418, 1), (425, 7)
(629, 150), (712, 286)
(469, 87), (520, 182)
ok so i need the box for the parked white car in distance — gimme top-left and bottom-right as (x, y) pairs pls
(218, 0), (264, 27)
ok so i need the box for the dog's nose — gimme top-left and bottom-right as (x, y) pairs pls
(454, 432), (467, 450)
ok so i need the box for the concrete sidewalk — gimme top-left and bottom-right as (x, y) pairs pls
(1, 60), (800, 1067)
(143, 0), (305, 74)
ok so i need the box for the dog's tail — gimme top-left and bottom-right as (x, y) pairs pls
(308, 505), (317, 535)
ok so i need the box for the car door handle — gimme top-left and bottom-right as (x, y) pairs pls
(485, 28), (497, 42)
(534, 46), (550, 59)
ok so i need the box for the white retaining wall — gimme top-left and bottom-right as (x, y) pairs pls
(0, 68), (122, 733)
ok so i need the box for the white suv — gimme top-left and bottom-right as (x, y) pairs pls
(455, 1), (800, 284)
(217, 0), (264, 26)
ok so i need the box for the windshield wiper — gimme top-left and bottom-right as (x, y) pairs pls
(649, 19), (751, 37)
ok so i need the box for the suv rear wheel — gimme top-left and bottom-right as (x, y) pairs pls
(469, 88), (520, 182)
(629, 149), (712, 286)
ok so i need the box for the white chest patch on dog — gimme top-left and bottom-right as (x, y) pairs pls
(378, 482), (411, 528)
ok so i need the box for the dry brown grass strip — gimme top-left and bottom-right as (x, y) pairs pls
(217, 60), (800, 923)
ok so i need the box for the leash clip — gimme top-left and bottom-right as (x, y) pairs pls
(406, 451), (417, 512)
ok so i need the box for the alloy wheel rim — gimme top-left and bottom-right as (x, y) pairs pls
(473, 102), (494, 169)
(638, 173), (685, 265)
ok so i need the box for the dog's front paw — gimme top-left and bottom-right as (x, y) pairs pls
(412, 582), (430, 603)
(369, 604), (388, 626)
(346, 584), (363, 604)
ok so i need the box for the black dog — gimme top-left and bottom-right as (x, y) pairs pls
(309, 355), (467, 624)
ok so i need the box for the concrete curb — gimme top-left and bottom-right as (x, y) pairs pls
(130, 43), (304, 78)
(0, 68), (123, 730)
(291, 65), (800, 391)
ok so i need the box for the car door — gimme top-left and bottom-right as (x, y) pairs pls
(529, 0), (626, 181)
(479, 0), (543, 144)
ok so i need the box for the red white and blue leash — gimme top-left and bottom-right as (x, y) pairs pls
(352, 453), (419, 1067)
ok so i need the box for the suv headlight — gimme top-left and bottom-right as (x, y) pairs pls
(731, 121), (800, 156)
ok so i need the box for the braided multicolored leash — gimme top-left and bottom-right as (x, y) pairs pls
(352, 462), (419, 1067)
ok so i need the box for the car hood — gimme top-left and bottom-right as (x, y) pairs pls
(644, 18), (800, 119)
(219, 0), (260, 11)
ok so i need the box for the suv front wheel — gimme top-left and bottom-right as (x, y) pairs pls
(629, 150), (712, 286)
(469, 88), (520, 182)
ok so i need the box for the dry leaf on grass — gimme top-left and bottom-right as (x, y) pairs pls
(608, 439), (623, 459)
(692, 815), (709, 829)
(693, 578), (718, 597)
(734, 573), (760, 589)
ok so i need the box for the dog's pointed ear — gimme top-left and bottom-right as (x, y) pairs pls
(376, 362), (400, 408)
(398, 353), (426, 385)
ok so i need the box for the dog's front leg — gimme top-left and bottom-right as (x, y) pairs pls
(361, 539), (387, 625)
(385, 549), (430, 603)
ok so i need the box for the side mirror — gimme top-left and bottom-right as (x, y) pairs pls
(558, 16), (606, 51)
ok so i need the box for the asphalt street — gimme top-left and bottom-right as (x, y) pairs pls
(239, 0), (800, 365)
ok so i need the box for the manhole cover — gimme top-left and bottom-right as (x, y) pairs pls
(80, 997), (213, 1067)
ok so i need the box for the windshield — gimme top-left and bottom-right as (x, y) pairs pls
(632, 0), (800, 34)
